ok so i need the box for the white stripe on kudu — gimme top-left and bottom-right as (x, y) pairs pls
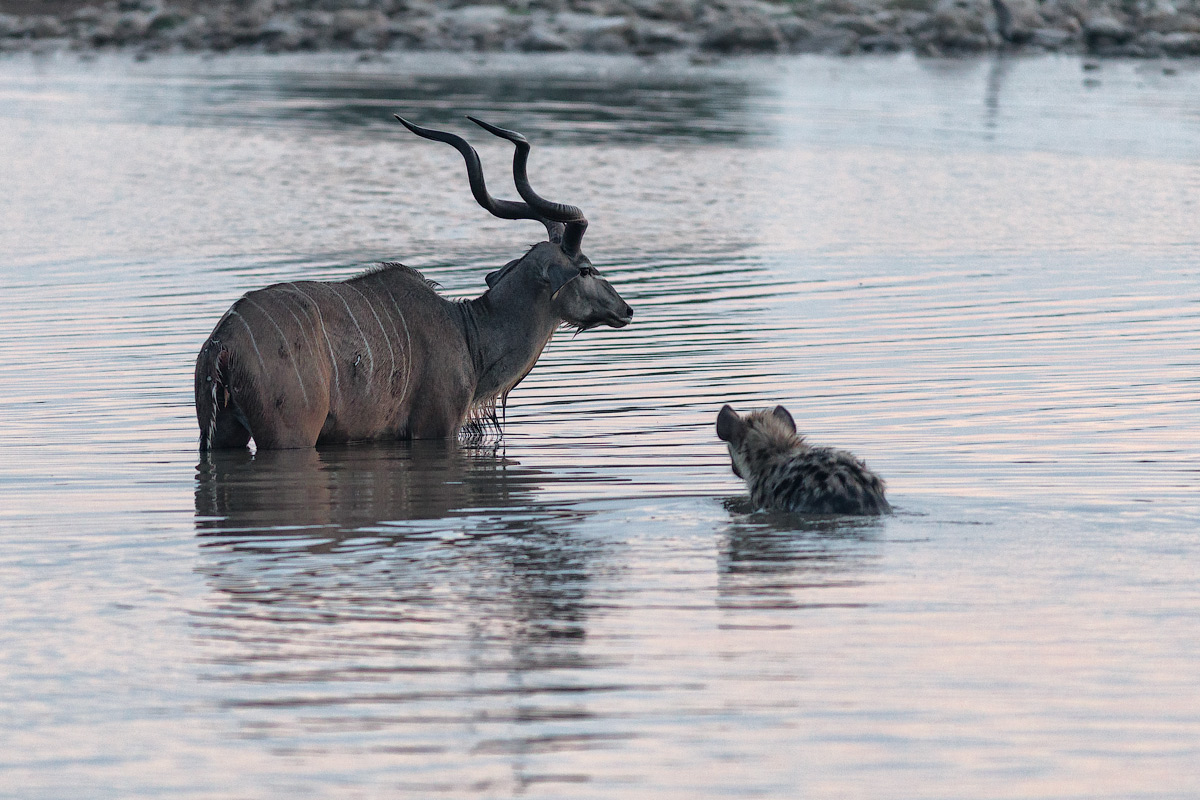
(227, 309), (267, 374)
(242, 297), (310, 407)
(382, 284), (414, 407)
(327, 283), (375, 382)
(346, 282), (397, 377)
(283, 283), (341, 399)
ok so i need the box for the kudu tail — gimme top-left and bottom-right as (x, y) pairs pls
(195, 343), (250, 451)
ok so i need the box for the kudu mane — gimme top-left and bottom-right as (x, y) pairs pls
(352, 261), (443, 291)
(349, 261), (503, 440)
(347, 250), (542, 440)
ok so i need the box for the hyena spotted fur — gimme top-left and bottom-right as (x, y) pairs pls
(716, 404), (889, 515)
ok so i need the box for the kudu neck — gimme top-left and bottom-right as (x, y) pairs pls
(461, 276), (561, 403)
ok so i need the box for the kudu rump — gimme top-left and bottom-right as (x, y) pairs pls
(194, 116), (632, 450)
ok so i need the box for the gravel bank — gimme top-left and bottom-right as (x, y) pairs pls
(3, 0), (1200, 58)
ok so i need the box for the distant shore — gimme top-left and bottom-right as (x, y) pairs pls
(2, 0), (1199, 59)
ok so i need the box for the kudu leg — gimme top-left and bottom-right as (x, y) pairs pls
(208, 409), (252, 450)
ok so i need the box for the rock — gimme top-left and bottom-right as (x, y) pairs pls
(631, 18), (692, 52)
(333, 9), (390, 48)
(869, 10), (904, 30)
(824, 13), (884, 36)
(566, 0), (631, 15)
(91, 10), (155, 46)
(1084, 14), (1132, 47)
(519, 22), (573, 50)
(1130, 30), (1166, 56)
(437, 6), (528, 50)
(260, 15), (308, 51)
(334, 10), (386, 37)
(1144, 11), (1200, 34)
(69, 6), (103, 24)
(1030, 27), (1073, 49)
(1105, 40), (1161, 57)
(555, 12), (627, 36)
(895, 10), (932, 34)
(1161, 30), (1200, 55)
(1034, 0), (1080, 31)
(555, 14), (635, 52)
(858, 32), (910, 50)
(170, 15), (216, 49)
(147, 11), (189, 37)
(297, 10), (335, 32)
(628, 0), (695, 23)
(226, 16), (270, 45)
(796, 26), (858, 54)
(231, 0), (273, 32)
(389, 17), (438, 49)
(699, 8), (784, 52)
(3, 0), (1198, 57)
(27, 15), (68, 39)
(821, 0), (876, 13)
(883, 0), (935, 9)
(776, 16), (816, 46)
(203, 13), (237, 51)
(990, 0), (1043, 43)
(920, 0), (994, 51)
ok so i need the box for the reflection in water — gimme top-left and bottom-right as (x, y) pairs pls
(188, 447), (882, 791)
(717, 500), (883, 610)
(194, 440), (544, 529)
(191, 443), (621, 792)
(192, 442), (602, 658)
(212, 67), (766, 144)
(15, 54), (766, 145)
(984, 55), (1013, 136)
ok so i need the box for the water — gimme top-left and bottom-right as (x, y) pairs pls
(1, 51), (1199, 798)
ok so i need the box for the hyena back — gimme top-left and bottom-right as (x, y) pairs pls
(716, 404), (889, 515)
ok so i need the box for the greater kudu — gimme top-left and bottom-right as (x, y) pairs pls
(194, 117), (632, 450)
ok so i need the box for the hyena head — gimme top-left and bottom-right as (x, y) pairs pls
(716, 404), (802, 480)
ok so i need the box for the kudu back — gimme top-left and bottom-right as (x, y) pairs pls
(195, 117), (632, 450)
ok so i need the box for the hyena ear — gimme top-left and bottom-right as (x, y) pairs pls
(772, 405), (796, 433)
(716, 405), (744, 443)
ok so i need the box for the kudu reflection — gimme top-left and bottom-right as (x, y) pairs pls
(195, 442), (546, 530)
(194, 447), (600, 677)
(195, 117), (632, 450)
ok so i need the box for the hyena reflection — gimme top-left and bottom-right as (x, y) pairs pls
(716, 405), (889, 515)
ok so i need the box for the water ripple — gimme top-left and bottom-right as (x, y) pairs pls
(3, 52), (1200, 800)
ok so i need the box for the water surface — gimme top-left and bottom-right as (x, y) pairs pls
(1, 51), (1199, 799)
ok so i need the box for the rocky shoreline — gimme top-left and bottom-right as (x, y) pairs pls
(2, 0), (1199, 59)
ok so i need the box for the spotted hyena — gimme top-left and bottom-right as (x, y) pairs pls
(716, 404), (889, 515)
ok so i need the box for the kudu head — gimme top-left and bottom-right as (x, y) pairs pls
(394, 115), (633, 331)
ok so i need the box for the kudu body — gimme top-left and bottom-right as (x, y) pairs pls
(195, 117), (632, 450)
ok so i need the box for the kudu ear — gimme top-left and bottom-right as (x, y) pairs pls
(771, 405), (796, 433)
(716, 405), (744, 443)
(486, 258), (521, 288)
